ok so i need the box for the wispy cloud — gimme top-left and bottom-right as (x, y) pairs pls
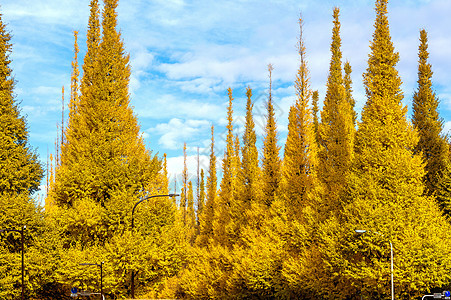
(443, 121), (451, 136)
(1, 0), (450, 184)
(167, 153), (209, 184)
(135, 93), (224, 120)
(147, 118), (211, 150)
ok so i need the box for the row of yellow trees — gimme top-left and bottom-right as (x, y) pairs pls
(1, 0), (187, 298)
(169, 2), (451, 299)
(1, 0), (451, 299)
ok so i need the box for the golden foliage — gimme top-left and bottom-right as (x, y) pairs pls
(3, 0), (451, 299)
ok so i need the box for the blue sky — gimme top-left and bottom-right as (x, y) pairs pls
(2, 0), (451, 199)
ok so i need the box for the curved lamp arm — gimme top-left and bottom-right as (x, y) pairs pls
(129, 193), (179, 299)
(355, 229), (394, 300)
(131, 194), (179, 229)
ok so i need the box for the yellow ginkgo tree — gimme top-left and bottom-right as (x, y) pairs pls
(318, 1), (451, 299)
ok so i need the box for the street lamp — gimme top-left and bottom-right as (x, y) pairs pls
(354, 229), (394, 300)
(0, 226), (26, 300)
(130, 193), (179, 299)
(79, 261), (104, 300)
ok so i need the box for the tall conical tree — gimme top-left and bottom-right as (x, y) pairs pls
(49, 0), (161, 245)
(197, 168), (205, 228)
(233, 134), (242, 199)
(81, 0), (101, 96)
(51, 0), (99, 202)
(0, 11), (43, 188)
(276, 19), (323, 296)
(0, 11), (44, 299)
(198, 125), (217, 247)
(281, 15), (318, 218)
(232, 133), (246, 235)
(317, 7), (355, 215)
(48, 31), (80, 210)
(317, 1), (451, 298)
(70, 31), (80, 123)
(187, 181), (196, 243)
(161, 153), (169, 194)
(0, 13), (43, 196)
(240, 87), (262, 212)
(343, 61), (356, 125)
(47, 2), (179, 298)
(261, 64), (281, 207)
(152, 152), (169, 195)
(312, 90), (320, 146)
(58, 0), (101, 171)
(214, 88), (238, 246)
(196, 147), (200, 201)
(412, 29), (449, 196)
(181, 142), (188, 224)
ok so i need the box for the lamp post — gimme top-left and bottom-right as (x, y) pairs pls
(130, 193), (179, 299)
(79, 261), (104, 300)
(355, 229), (394, 300)
(0, 226), (26, 300)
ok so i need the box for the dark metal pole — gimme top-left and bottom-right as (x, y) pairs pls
(131, 271), (135, 299)
(100, 262), (103, 300)
(355, 229), (394, 300)
(0, 227), (25, 300)
(390, 241), (394, 300)
(130, 194), (178, 299)
(79, 262), (104, 298)
(21, 226), (24, 300)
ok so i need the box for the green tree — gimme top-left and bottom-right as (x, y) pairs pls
(412, 29), (449, 196)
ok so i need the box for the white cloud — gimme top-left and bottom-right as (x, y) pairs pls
(166, 151), (225, 195)
(158, 47), (255, 81)
(135, 93), (224, 120)
(3, 0), (451, 196)
(34, 185), (48, 207)
(141, 131), (150, 140)
(443, 121), (451, 136)
(129, 49), (156, 93)
(3, 1), (89, 26)
(175, 78), (223, 94)
(439, 92), (451, 111)
(147, 118), (211, 150)
(131, 50), (155, 71)
(32, 86), (62, 96)
(167, 153), (209, 182)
